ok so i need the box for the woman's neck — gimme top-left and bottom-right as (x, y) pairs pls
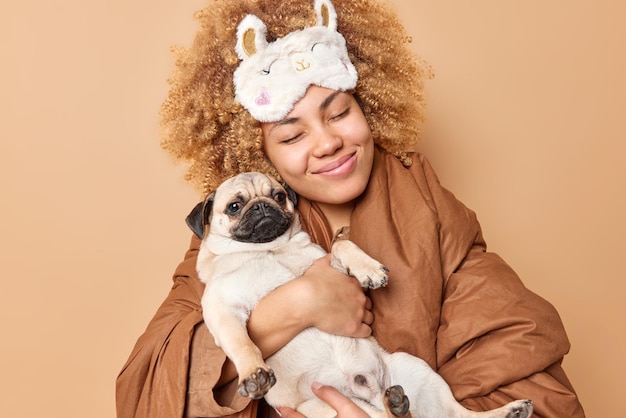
(316, 201), (355, 235)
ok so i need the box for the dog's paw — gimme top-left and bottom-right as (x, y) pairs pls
(238, 368), (276, 400)
(384, 385), (410, 417)
(504, 400), (533, 418)
(349, 262), (389, 290)
(331, 240), (389, 289)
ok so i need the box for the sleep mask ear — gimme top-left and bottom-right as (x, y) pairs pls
(233, 0), (357, 122)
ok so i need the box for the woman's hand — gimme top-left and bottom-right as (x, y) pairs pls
(296, 255), (373, 337)
(248, 254), (372, 348)
(277, 382), (370, 418)
(221, 255), (372, 386)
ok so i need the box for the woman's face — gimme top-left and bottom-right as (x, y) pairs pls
(261, 86), (374, 205)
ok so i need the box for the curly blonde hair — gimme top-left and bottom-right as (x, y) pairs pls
(160, 0), (432, 195)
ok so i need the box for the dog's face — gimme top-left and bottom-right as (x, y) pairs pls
(186, 172), (298, 244)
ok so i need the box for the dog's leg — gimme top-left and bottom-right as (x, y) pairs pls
(330, 240), (388, 289)
(384, 352), (533, 418)
(203, 299), (276, 399)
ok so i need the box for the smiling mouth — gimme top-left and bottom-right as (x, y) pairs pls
(312, 152), (356, 175)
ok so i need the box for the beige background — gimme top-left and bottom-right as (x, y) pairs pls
(1, 0), (624, 416)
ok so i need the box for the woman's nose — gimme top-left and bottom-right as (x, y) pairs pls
(312, 127), (342, 157)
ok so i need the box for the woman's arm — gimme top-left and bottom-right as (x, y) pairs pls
(217, 254), (373, 385)
(118, 233), (373, 417)
(436, 243), (585, 417)
(116, 239), (209, 418)
(413, 154), (585, 417)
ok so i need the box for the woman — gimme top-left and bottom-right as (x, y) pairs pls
(116, 0), (585, 417)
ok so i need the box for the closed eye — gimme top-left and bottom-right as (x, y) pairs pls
(281, 133), (303, 144)
(261, 60), (276, 75)
(330, 107), (350, 121)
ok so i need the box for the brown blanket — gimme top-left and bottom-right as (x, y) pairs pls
(116, 147), (584, 417)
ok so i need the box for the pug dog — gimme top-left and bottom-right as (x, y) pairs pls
(186, 172), (534, 418)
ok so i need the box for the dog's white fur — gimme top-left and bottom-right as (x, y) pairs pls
(190, 172), (533, 418)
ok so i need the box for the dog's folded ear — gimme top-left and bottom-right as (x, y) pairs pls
(185, 194), (215, 239)
(186, 202), (205, 239)
(281, 182), (298, 207)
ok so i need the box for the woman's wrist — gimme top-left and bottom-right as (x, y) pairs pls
(247, 279), (314, 357)
(286, 277), (317, 328)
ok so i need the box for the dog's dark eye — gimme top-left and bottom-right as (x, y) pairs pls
(226, 201), (242, 215)
(273, 192), (286, 205)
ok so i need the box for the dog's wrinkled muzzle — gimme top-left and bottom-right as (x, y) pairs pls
(232, 202), (292, 243)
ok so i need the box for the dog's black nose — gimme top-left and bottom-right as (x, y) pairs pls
(252, 202), (272, 215)
(233, 200), (291, 243)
